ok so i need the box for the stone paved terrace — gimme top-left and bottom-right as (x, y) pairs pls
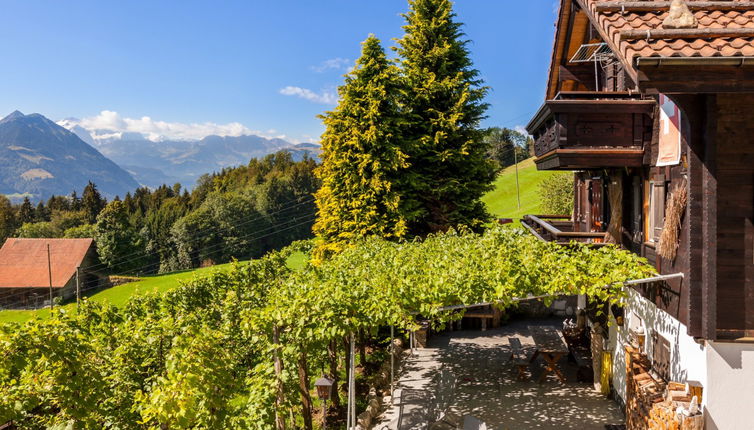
(374, 319), (624, 430)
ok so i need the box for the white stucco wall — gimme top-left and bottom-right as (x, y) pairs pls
(703, 341), (754, 430)
(608, 288), (707, 404)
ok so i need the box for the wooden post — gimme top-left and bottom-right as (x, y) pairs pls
(47, 243), (53, 312)
(297, 349), (313, 430)
(514, 146), (521, 209)
(273, 326), (286, 430)
(327, 340), (340, 409)
(346, 332), (356, 430)
(75, 266), (81, 307)
(390, 326), (395, 404)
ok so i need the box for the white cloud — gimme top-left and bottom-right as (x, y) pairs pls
(514, 125), (531, 137)
(310, 57), (352, 73)
(279, 86), (338, 105)
(59, 110), (267, 142)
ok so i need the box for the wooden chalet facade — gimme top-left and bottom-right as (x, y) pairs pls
(523, 1), (754, 429)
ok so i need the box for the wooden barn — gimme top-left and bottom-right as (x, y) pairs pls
(0, 238), (100, 309)
(523, 1), (754, 429)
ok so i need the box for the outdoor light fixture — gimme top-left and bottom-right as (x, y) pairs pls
(315, 376), (334, 429)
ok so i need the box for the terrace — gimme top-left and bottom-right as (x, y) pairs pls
(521, 215), (607, 246)
(375, 319), (624, 430)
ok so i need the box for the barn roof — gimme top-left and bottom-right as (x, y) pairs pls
(0, 238), (94, 288)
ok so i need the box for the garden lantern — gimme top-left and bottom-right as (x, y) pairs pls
(315, 376), (333, 400)
(315, 376), (334, 429)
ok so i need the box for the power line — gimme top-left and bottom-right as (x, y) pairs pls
(81, 195), (316, 274)
(0, 214), (319, 310)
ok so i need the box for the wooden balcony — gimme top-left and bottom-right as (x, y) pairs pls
(526, 92), (655, 171)
(521, 215), (608, 245)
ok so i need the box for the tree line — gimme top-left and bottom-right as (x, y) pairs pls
(0, 151), (319, 275)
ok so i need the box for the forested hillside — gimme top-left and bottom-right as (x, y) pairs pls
(0, 151), (319, 277)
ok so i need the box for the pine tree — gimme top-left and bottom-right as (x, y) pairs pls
(82, 181), (106, 224)
(395, 0), (495, 234)
(0, 195), (17, 242)
(18, 197), (35, 224)
(313, 35), (409, 258)
(35, 201), (50, 222)
(70, 190), (82, 211)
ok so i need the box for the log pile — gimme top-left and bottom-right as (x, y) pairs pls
(625, 346), (704, 430)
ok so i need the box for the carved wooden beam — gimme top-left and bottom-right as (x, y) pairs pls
(621, 27), (754, 40)
(594, 1), (754, 12)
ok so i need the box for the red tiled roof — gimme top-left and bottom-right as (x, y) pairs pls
(0, 238), (94, 288)
(582, 1), (754, 61)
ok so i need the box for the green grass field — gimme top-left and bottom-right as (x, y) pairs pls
(482, 157), (562, 221)
(0, 251), (307, 325)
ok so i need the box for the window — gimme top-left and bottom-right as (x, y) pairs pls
(648, 180), (666, 243)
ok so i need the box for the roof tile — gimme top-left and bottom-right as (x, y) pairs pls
(585, 0), (754, 60)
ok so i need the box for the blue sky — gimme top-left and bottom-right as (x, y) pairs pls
(0, 1), (557, 143)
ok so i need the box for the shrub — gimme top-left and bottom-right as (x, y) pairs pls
(539, 173), (574, 216)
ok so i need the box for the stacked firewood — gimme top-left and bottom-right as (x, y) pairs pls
(646, 382), (704, 430)
(625, 346), (704, 430)
(626, 347), (667, 429)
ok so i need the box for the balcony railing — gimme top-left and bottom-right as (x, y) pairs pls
(521, 215), (608, 245)
(526, 91), (655, 170)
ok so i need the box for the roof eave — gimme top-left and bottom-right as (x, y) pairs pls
(636, 56), (754, 67)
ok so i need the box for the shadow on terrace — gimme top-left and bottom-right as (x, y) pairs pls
(375, 318), (624, 430)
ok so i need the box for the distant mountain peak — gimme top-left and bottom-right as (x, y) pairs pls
(1, 110), (26, 123)
(0, 111), (139, 201)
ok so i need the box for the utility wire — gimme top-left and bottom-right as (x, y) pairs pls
(81, 195), (316, 274)
(0, 212), (317, 309)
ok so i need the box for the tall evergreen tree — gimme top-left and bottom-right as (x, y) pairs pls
(70, 190), (82, 211)
(18, 197), (35, 224)
(313, 35), (409, 258)
(396, 0), (495, 234)
(34, 201), (50, 222)
(82, 181), (106, 224)
(0, 195), (17, 242)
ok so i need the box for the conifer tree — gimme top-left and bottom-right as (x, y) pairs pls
(82, 181), (106, 224)
(313, 35), (409, 258)
(396, 0), (495, 234)
(18, 197), (34, 224)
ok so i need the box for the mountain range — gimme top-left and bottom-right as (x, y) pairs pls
(0, 110), (321, 202)
(59, 120), (320, 188)
(0, 111), (139, 202)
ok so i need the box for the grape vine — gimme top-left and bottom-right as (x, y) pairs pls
(0, 227), (653, 429)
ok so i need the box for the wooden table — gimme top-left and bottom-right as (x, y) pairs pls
(528, 326), (569, 383)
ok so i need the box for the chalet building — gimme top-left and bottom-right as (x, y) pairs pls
(0, 238), (100, 309)
(523, 1), (754, 429)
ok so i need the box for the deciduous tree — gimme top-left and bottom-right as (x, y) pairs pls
(95, 200), (145, 273)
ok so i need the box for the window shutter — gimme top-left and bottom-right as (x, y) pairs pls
(651, 181), (666, 242)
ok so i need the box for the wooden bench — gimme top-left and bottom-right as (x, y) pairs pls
(508, 337), (530, 380)
(463, 311), (495, 331)
(570, 346), (594, 383)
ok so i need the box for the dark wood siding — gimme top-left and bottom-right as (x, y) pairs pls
(713, 94), (754, 338)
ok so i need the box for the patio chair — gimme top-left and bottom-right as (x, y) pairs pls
(422, 369), (458, 428)
(507, 337), (530, 380)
